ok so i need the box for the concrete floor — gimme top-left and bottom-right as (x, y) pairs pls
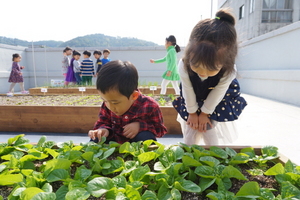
(1, 94), (300, 165)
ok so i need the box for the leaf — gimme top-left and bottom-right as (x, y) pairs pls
(119, 142), (135, 154)
(157, 186), (172, 200)
(8, 134), (25, 145)
(209, 146), (228, 159)
(170, 146), (184, 160)
(235, 181), (261, 198)
(55, 185), (68, 200)
(229, 153), (250, 165)
(81, 151), (94, 162)
(42, 183), (53, 193)
(138, 152), (159, 164)
(112, 175), (127, 188)
(199, 177), (216, 191)
(102, 159), (123, 175)
(200, 156), (220, 167)
(142, 190), (157, 200)
(125, 185), (141, 200)
(221, 165), (248, 180)
(284, 160), (295, 173)
(74, 165), (92, 182)
(65, 188), (90, 200)
(154, 161), (166, 171)
(102, 147), (116, 159)
(264, 163), (285, 175)
(206, 191), (224, 200)
(43, 159), (72, 177)
(45, 148), (59, 159)
(281, 181), (300, 199)
(0, 165), (6, 173)
(31, 192), (56, 200)
(194, 165), (215, 179)
(171, 188), (181, 200)
(87, 177), (115, 197)
(182, 155), (202, 167)
(225, 147), (237, 157)
(129, 165), (150, 182)
(0, 174), (23, 186)
(46, 169), (69, 182)
(260, 188), (276, 200)
(36, 136), (47, 148)
(262, 146), (278, 157)
(20, 187), (44, 200)
(174, 179), (201, 193)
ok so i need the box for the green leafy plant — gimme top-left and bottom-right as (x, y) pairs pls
(0, 135), (299, 200)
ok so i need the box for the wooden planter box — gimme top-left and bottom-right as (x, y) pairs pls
(0, 106), (181, 135)
(28, 87), (177, 95)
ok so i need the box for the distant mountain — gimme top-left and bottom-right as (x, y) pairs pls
(0, 34), (159, 48)
(0, 36), (63, 47)
(59, 34), (158, 47)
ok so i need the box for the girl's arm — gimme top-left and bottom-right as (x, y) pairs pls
(153, 54), (167, 63)
(201, 67), (237, 115)
(178, 59), (198, 113)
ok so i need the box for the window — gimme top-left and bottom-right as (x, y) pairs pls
(239, 5), (245, 19)
(262, 0), (293, 23)
(250, 0), (255, 13)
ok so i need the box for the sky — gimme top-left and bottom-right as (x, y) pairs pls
(1, 0), (218, 46)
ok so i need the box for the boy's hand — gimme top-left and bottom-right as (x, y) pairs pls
(187, 112), (199, 130)
(88, 128), (109, 141)
(198, 112), (212, 133)
(123, 122), (140, 139)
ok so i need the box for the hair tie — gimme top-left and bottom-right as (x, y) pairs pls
(215, 17), (220, 20)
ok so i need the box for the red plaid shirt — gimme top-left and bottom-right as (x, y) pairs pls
(94, 93), (167, 144)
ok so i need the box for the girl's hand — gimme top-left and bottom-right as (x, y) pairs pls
(166, 71), (172, 76)
(187, 113), (199, 130)
(20, 66), (25, 69)
(198, 112), (212, 132)
(123, 122), (140, 139)
(150, 59), (155, 63)
(88, 128), (109, 142)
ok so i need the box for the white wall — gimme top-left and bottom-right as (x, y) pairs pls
(1, 46), (184, 93)
(236, 21), (300, 106)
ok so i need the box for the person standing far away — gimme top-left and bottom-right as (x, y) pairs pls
(101, 49), (111, 66)
(7, 53), (29, 96)
(80, 50), (95, 86)
(150, 35), (180, 95)
(93, 50), (102, 76)
(64, 47), (77, 86)
(62, 46), (72, 78)
(73, 50), (82, 85)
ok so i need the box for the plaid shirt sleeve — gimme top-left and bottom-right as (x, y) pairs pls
(93, 103), (113, 132)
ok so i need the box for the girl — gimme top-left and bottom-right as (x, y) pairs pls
(150, 35), (180, 95)
(7, 53), (29, 95)
(173, 9), (247, 145)
(64, 50), (76, 86)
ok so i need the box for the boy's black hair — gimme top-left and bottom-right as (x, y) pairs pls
(63, 46), (72, 53)
(12, 53), (21, 61)
(83, 50), (91, 57)
(93, 50), (102, 55)
(103, 49), (110, 54)
(72, 50), (81, 56)
(97, 60), (138, 99)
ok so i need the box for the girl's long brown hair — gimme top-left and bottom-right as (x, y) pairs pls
(184, 8), (237, 77)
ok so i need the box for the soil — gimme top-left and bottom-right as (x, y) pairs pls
(0, 95), (174, 106)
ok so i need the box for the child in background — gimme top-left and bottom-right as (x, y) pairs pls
(62, 47), (72, 77)
(173, 9), (247, 145)
(93, 50), (102, 75)
(150, 35), (181, 95)
(64, 48), (76, 86)
(7, 53), (29, 96)
(73, 50), (82, 85)
(101, 49), (111, 65)
(80, 50), (95, 86)
(88, 60), (167, 144)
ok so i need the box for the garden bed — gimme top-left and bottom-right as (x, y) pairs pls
(0, 134), (299, 200)
(28, 87), (176, 95)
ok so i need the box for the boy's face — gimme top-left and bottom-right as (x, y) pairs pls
(74, 55), (80, 60)
(66, 50), (72, 56)
(103, 52), (109, 58)
(99, 89), (138, 116)
(94, 54), (101, 59)
(83, 54), (89, 59)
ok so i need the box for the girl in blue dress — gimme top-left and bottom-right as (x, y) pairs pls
(173, 9), (247, 145)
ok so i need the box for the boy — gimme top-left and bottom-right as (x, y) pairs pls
(73, 50), (81, 85)
(80, 50), (95, 86)
(62, 46), (72, 77)
(93, 50), (102, 75)
(88, 60), (167, 144)
(101, 49), (111, 65)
